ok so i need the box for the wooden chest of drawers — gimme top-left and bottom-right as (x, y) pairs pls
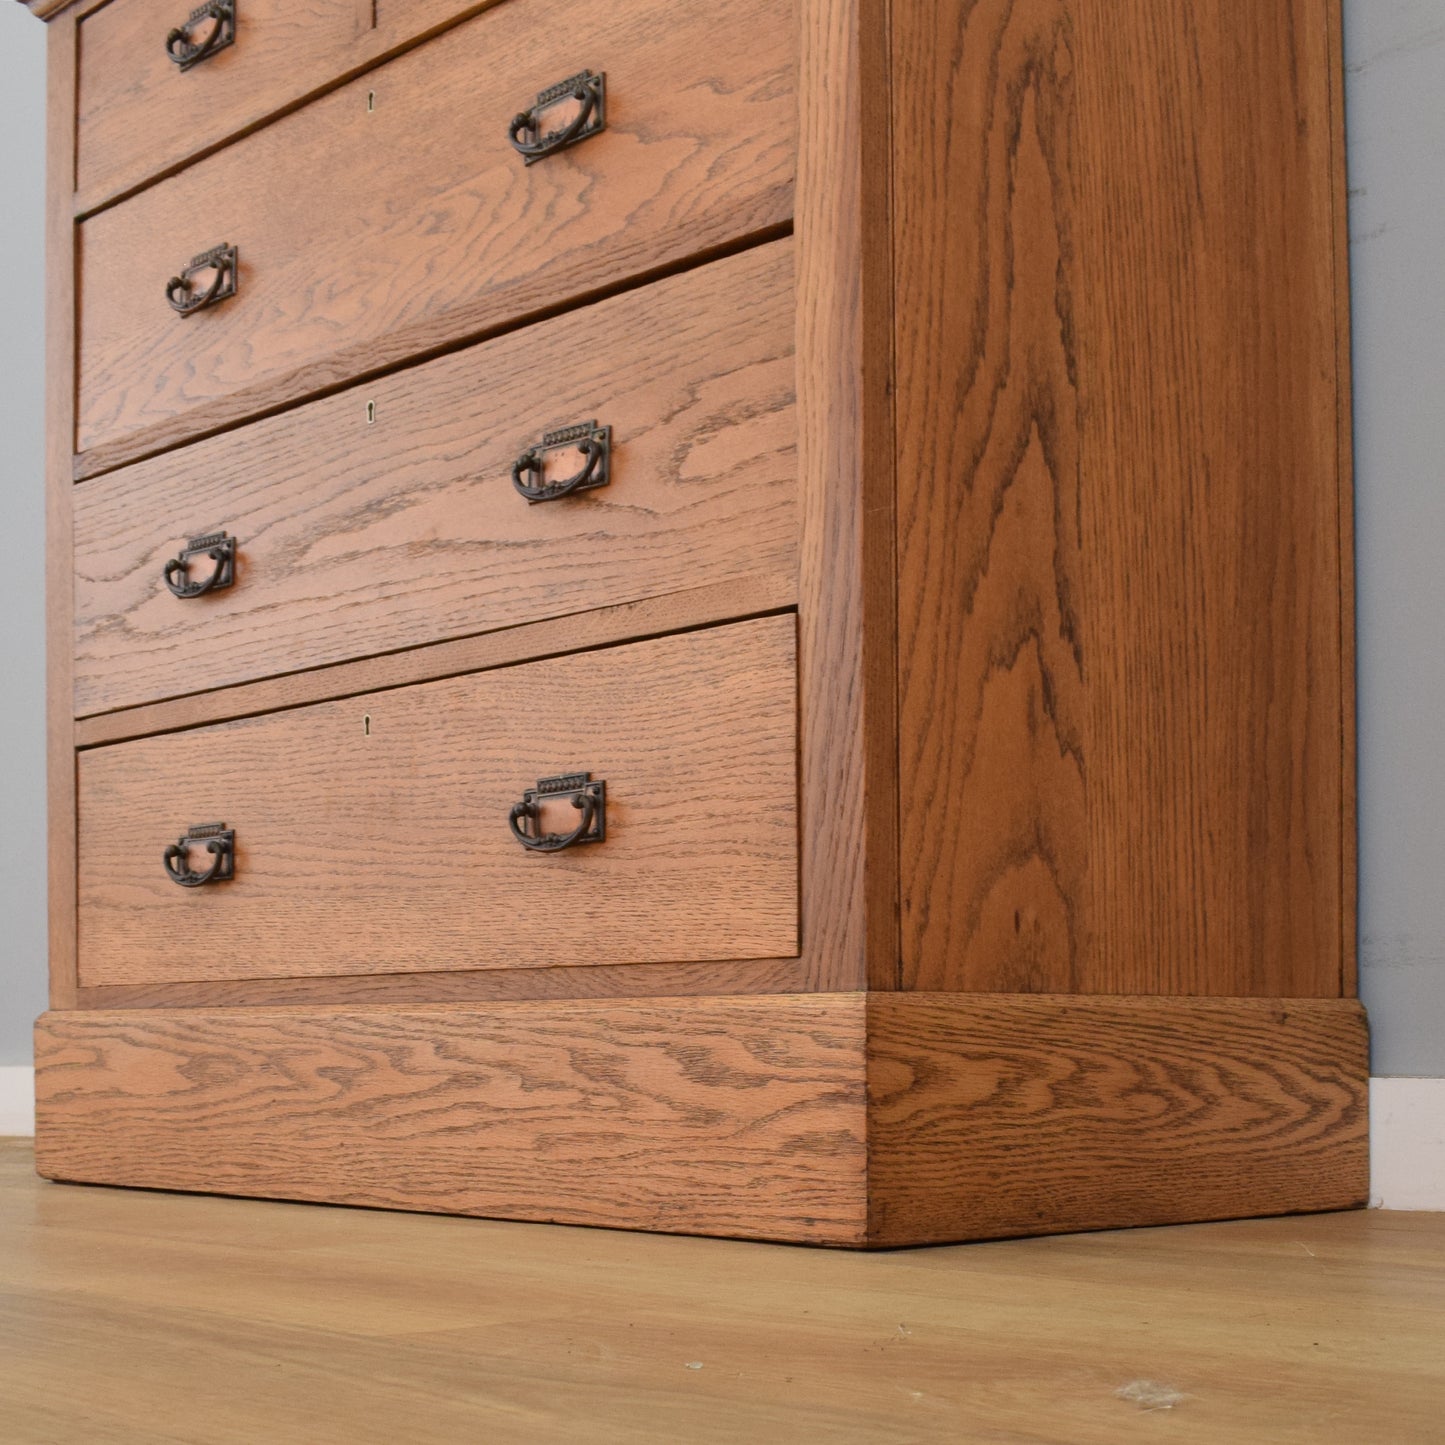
(23, 0), (1368, 1246)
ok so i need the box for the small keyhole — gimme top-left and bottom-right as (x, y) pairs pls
(363, 714), (371, 736)
(366, 400), (375, 424)
(367, 90), (376, 114)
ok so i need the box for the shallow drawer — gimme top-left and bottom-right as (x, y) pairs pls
(76, 0), (796, 468)
(77, 615), (799, 987)
(73, 242), (796, 718)
(77, 0), (493, 211)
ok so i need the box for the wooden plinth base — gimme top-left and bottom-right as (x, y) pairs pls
(33, 993), (1368, 1247)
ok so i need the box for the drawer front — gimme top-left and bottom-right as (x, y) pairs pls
(77, 0), (796, 465)
(77, 0), (493, 211)
(73, 242), (797, 717)
(77, 616), (799, 987)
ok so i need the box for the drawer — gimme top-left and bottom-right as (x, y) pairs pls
(77, 0), (491, 211)
(73, 241), (797, 717)
(76, 0), (797, 467)
(76, 615), (799, 987)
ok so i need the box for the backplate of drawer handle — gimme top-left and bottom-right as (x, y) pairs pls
(166, 0), (236, 71)
(509, 773), (607, 853)
(167, 244), (238, 317)
(163, 823), (235, 888)
(509, 71), (607, 164)
(164, 531), (236, 599)
(511, 422), (611, 503)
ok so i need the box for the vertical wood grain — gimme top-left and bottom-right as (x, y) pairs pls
(894, 0), (1348, 997)
(795, 0), (898, 992)
(44, 15), (78, 1010)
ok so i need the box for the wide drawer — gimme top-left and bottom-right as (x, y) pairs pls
(76, 0), (796, 468)
(76, 615), (799, 987)
(77, 0), (494, 211)
(73, 242), (797, 718)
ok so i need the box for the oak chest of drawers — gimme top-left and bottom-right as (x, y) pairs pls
(23, 0), (1368, 1245)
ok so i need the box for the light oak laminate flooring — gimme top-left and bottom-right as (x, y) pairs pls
(1, 1139), (1441, 1443)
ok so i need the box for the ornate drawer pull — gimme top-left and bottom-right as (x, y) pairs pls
(511, 422), (611, 504)
(509, 773), (606, 853)
(509, 71), (606, 164)
(166, 244), (238, 317)
(164, 531), (236, 599)
(166, 0), (236, 71)
(163, 823), (236, 888)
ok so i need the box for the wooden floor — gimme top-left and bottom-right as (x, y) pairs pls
(1, 1140), (1442, 1443)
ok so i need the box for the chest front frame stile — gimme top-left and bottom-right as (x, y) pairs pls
(28, 0), (1367, 1246)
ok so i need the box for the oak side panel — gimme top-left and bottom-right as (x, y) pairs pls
(75, 0), (796, 468)
(78, 617), (798, 986)
(76, 0), (510, 213)
(794, 0), (898, 992)
(894, 0), (1347, 996)
(73, 573), (794, 748)
(866, 994), (1370, 1247)
(74, 241), (797, 717)
(34, 995), (870, 1245)
(44, 16), (78, 1010)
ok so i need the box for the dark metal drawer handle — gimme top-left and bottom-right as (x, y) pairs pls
(166, 0), (236, 71)
(164, 531), (236, 598)
(509, 71), (606, 164)
(166, 244), (238, 317)
(163, 823), (235, 888)
(509, 773), (606, 853)
(511, 422), (611, 504)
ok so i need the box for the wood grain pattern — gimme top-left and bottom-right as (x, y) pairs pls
(72, 573), (794, 748)
(892, 0), (1348, 997)
(44, 16), (79, 1010)
(1326, 0), (1358, 999)
(74, 242), (797, 717)
(34, 996), (870, 1245)
(77, 617), (798, 986)
(75, 0), (796, 466)
(71, 954), (819, 1011)
(76, 0), (508, 213)
(31, 992), (1368, 1247)
(6, 1139), (1442, 1445)
(793, 0), (897, 992)
(866, 994), (1369, 1246)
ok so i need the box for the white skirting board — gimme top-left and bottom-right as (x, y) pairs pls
(0, 1067), (35, 1137)
(1370, 1077), (1445, 1210)
(2, 1068), (1442, 1207)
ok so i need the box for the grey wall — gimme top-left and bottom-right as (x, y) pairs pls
(0, 3), (1441, 1074)
(1345, 1), (1445, 1077)
(0, 4), (50, 1067)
